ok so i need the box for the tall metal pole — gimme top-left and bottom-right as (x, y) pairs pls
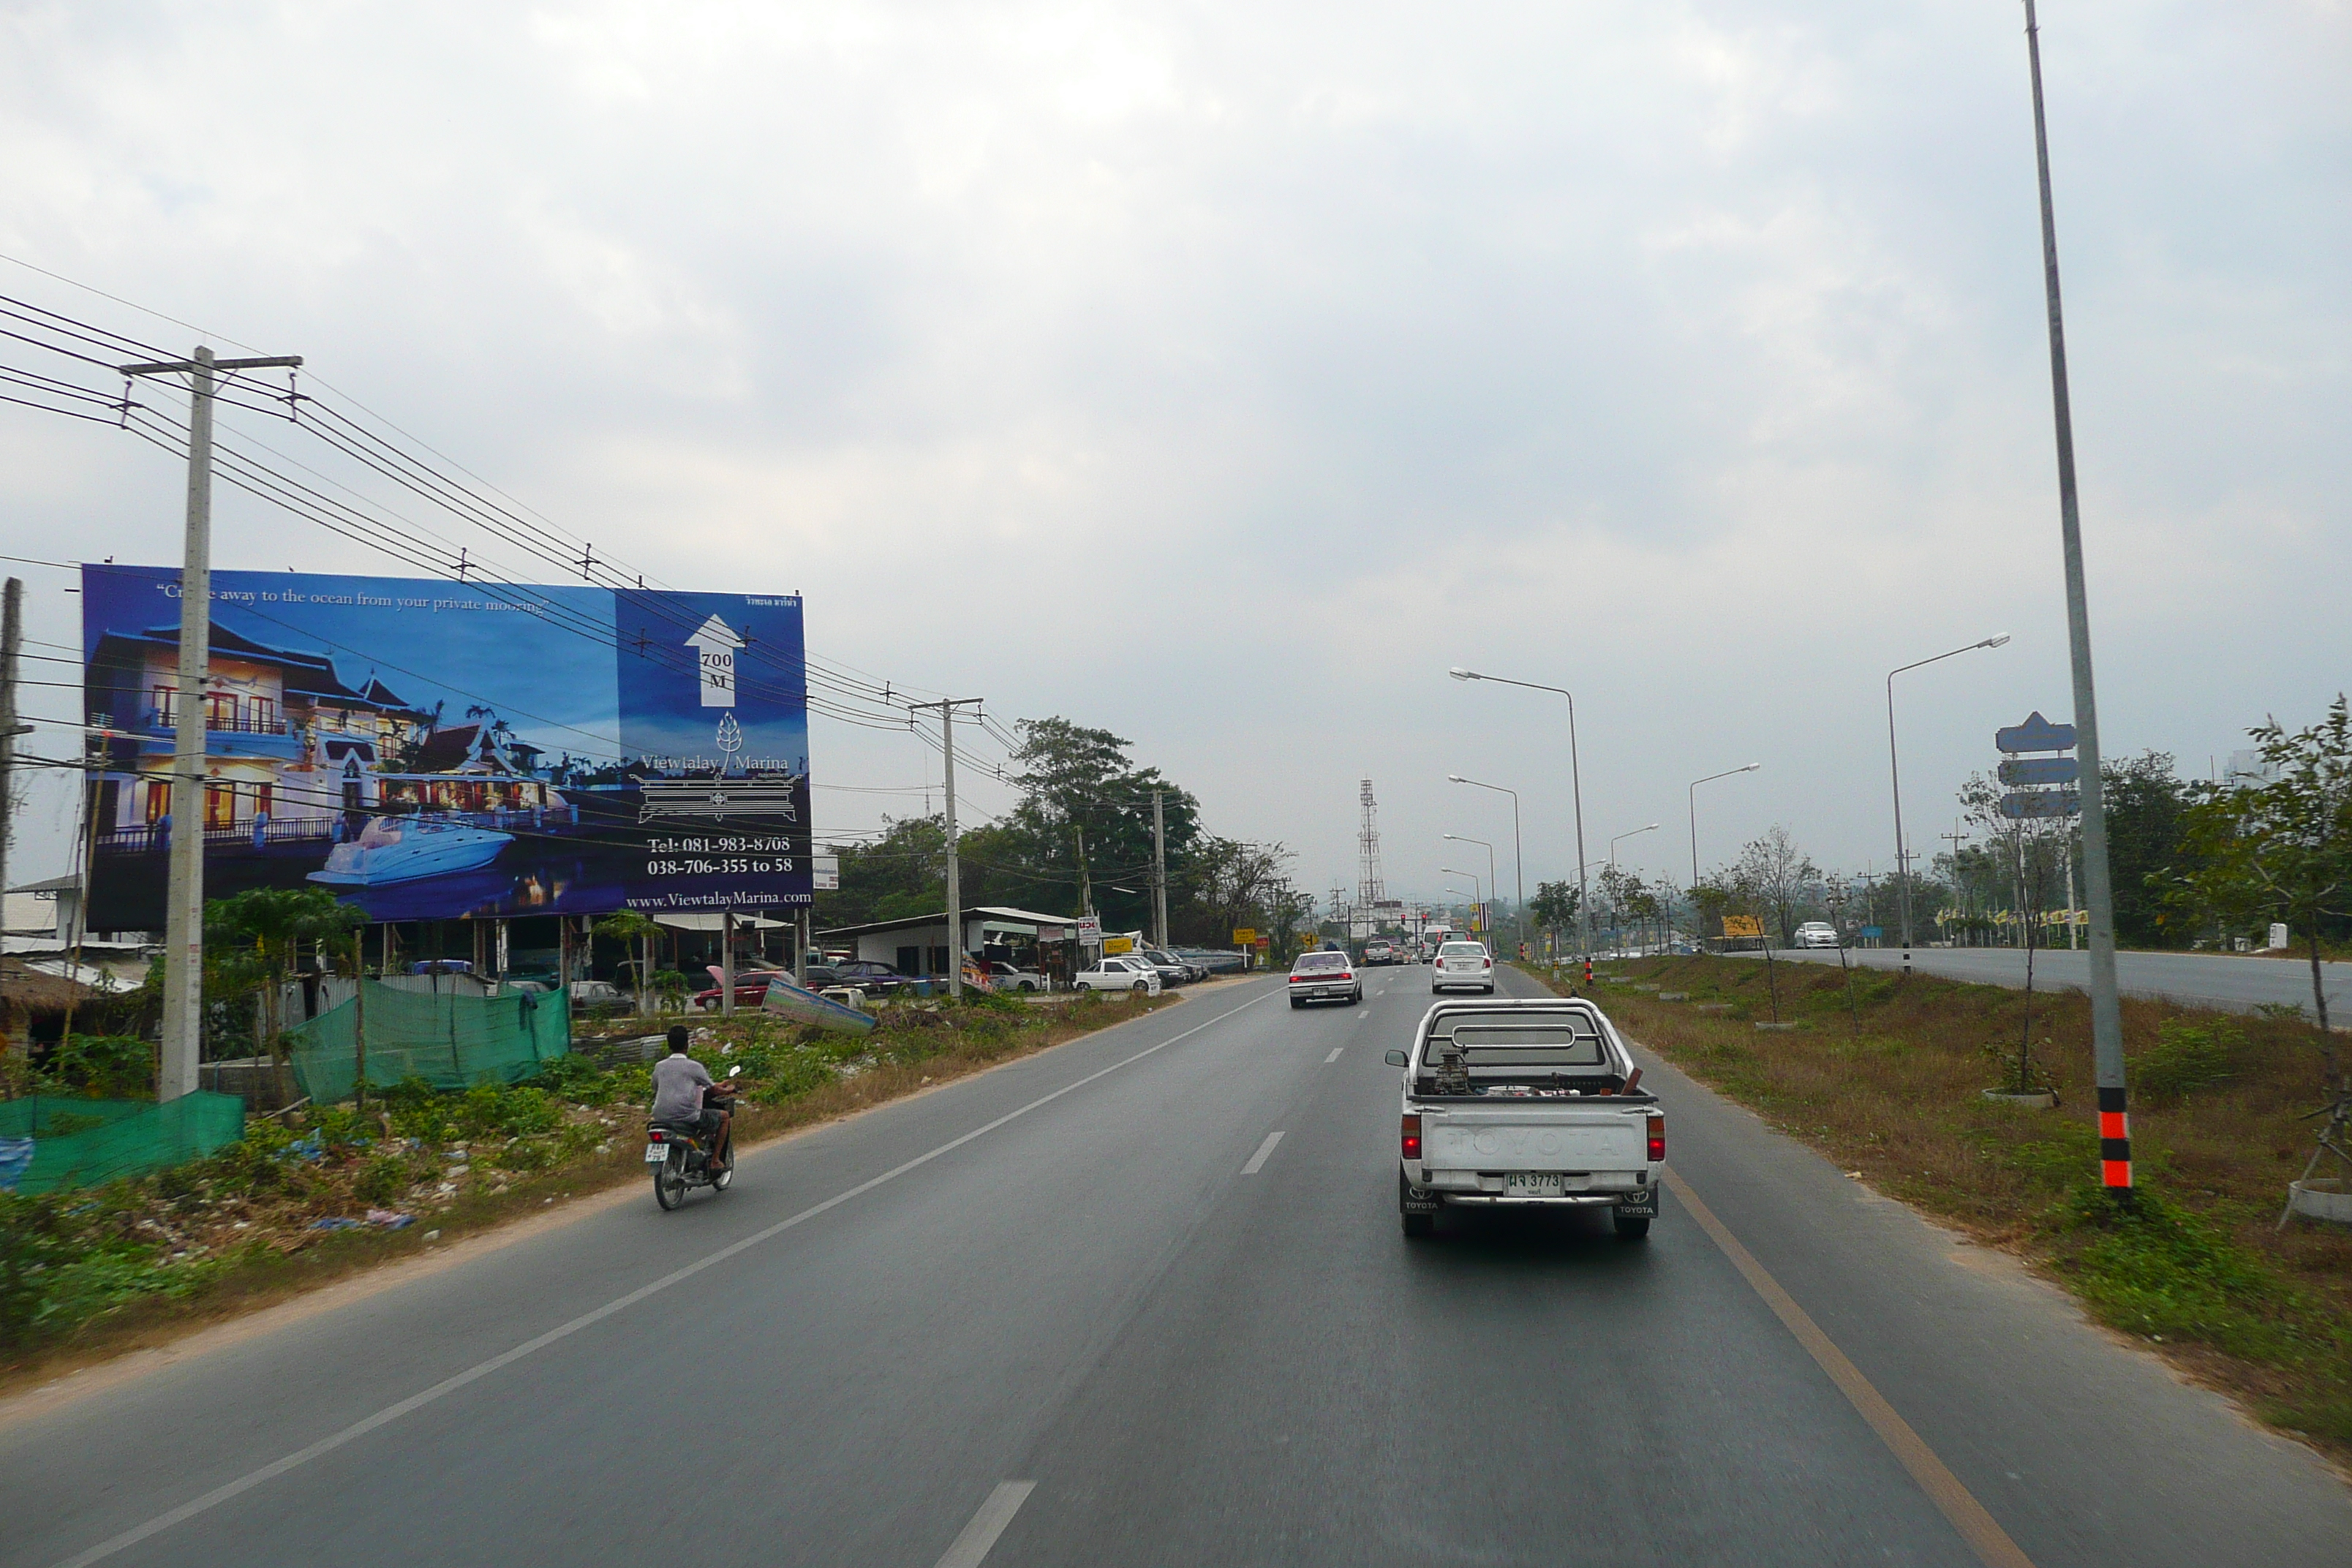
(1448, 777), (1524, 960)
(1686, 764), (1760, 900)
(122, 347), (301, 1100)
(1447, 670), (1590, 962)
(911, 697), (984, 999)
(2024, 0), (2130, 1196)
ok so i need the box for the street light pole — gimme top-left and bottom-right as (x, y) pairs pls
(2021, 0), (2130, 1200)
(1448, 776), (1523, 959)
(1687, 763), (1761, 890)
(1886, 636), (2010, 973)
(1449, 669), (1589, 962)
(1441, 868), (1483, 940)
(1444, 834), (1497, 951)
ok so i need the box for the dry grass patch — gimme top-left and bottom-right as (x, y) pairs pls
(1532, 955), (2352, 1463)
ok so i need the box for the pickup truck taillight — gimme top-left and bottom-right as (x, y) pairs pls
(1401, 1114), (1422, 1161)
(1646, 1114), (1665, 1164)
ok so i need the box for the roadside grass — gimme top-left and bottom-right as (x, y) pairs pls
(1526, 954), (2352, 1462)
(0, 986), (1181, 1390)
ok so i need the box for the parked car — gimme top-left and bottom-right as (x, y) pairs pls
(693, 967), (788, 1010)
(1287, 950), (1361, 1008)
(833, 960), (918, 996)
(568, 979), (630, 1008)
(1430, 941), (1494, 995)
(1137, 948), (1201, 984)
(1180, 947), (1248, 976)
(1387, 995), (1663, 1240)
(1793, 921), (1840, 950)
(1076, 956), (1161, 995)
(987, 960), (1048, 992)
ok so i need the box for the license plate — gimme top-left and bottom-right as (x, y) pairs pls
(644, 1142), (668, 1164)
(1504, 1172), (1565, 1196)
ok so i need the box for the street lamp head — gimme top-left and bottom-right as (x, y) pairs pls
(1443, 833), (1461, 842)
(1446, 774), (1466, 783)
(1447, 668), (1480, 682)
(1981, 634), (2011, 649)
(1742, 762), (1761, 772)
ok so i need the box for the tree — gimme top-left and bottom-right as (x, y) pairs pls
(203, 887), (365, 1055)
(1529, 880), (1580, 951)
(2103, 750), (2196, 948)
(593, 910), (660, 1015)
(2170, 699), (2352, 1199)
(1734, 826), (1819, 948)
(1959, 771), (2068, 1094)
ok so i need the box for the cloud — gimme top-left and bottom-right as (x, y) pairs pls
(0, 0), (2344, 902)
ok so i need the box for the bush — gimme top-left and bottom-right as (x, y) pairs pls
(2136, 1019), (2239, 1102)
(42, 1034), (156, 1099)
(353, 1152), (420, 1206)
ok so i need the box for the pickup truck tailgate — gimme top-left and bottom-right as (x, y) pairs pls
(1422, 1107), (1646, 1170)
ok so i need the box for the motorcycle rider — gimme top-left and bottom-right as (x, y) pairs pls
(649, 1025), (732, 1173)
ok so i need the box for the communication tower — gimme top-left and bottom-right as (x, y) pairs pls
(1357, 778), (1384, 908)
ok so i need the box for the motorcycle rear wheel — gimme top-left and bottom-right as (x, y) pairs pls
(710, 1150), (734, 1191)
(654, 1148), (688, 1210)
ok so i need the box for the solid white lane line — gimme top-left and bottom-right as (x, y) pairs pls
(47, 990), (1278, 1568)
(1241, 1130), (1286, 1174)
(932, 1480), (1036, 1568)
(1324, 1047), (1343, 1063)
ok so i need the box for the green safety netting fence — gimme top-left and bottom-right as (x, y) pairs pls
(0, 1093), (249, 1195)
(284, 981), (571, 1104)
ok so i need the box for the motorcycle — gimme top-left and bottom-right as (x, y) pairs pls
(646, 1063), (740, 1210)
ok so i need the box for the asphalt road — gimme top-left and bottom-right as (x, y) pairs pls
(1759, 943), (2351, 1017)
(7, 970), (2350, 1567)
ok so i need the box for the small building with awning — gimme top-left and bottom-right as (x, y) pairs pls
(815, 907), (1077, 979)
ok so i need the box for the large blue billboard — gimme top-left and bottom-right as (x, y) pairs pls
(80, 565), (811, 928)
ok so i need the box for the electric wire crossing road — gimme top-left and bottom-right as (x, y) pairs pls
(6, 973), (2348, 1567)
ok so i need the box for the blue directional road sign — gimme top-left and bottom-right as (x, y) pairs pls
(1996, 712), (2077, 753)
(1999, 756), (2079, 787)
(2000, 789), (2080, 820)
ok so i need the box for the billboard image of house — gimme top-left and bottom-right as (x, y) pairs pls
(80, 565), (812, 928)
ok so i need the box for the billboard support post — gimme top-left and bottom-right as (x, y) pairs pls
(120, 347), (302, 1100)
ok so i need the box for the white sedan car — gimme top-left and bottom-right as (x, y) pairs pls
(1793, 921), (1841, 949)
(1430, 941), (1495, 994)
(1075, 956), (1162, 995)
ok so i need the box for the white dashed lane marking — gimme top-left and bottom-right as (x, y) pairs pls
(1241, 1131), (1286, 1175)
(1324, 1047), (1343, 1063)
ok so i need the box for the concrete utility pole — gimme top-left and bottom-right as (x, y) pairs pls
(2021, 0), (2130, 1198)
(1151, 791), (1168, 949)
(121, 347), (303, 1100)
(0, 578), (21, 992)
(911, 698), (984, 999)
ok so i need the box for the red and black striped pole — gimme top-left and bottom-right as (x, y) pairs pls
(2023, 0), (2133, 1205)
(2097, 1086), (2132, 1191)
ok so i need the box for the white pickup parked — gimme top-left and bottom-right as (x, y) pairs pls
(1385, 997), (1663, 1240)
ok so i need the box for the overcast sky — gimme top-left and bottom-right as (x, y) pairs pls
(2, 1), (2346, 911)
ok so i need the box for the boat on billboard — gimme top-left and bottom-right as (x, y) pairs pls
(80, 565), (812, 928)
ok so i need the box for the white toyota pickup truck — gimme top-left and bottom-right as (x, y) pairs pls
(1385, 997), (1663, 1240)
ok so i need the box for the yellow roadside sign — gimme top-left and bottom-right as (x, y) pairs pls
(1231, 927), (1257, 946)
(1103, 936), (1134, 954)
(1723, 916), (1765, 939)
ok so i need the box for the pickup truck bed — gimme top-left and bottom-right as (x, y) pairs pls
(1387, 998), (1664, 1239)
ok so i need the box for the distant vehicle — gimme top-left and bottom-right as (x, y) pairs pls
(407, 958), (473, 976)
(1387, 996), (1663, 1240)
(1075, 956), (1161, 995)
(569, 979), (630, 1008)
(988, 960), (1048, 992)
(1177, 947), (1248, 976)
(1430, 940), (1494, 995)
(1793, 921), (1840, 950)
(1362, 940), (1398, 966)
(832, 960), (918, 997)
(1288, 950), (1361, 1009)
